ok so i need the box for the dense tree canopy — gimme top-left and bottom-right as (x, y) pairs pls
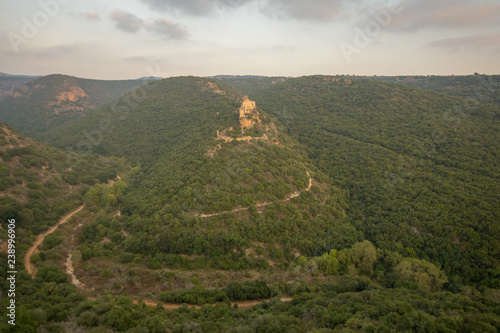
(249, 75), (499, 287)
(0, 75), (498, 331)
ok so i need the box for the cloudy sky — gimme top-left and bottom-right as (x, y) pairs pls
(1, 0), (499, 79)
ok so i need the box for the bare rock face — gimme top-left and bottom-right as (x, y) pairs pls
(46, 78), (92, 114)
(56, 86), (87, 102)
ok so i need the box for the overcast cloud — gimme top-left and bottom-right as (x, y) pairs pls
(139, 0), (253, 16)
(146, 19), (190, 40)
(0, 0), (498, 78)
(79, 12), (101, 21)
(430, 33), (500, 50)
(262, 0), (346, 22)
(377, 0), (500, 32)
(110, 9), (144, 33)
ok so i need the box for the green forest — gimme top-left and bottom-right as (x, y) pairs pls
(0, 121), (127, 236)
(364, 74), (500, 105)
(250, 75), (499, 288)
(0, 74), (498, 332)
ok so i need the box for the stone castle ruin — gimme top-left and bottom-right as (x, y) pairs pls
(239, 97), (259, 131)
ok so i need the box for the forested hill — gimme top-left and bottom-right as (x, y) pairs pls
(211, 75), (289, 97)
(0, 121), (126, 237)
(363, 74), (500, 105)
(0, 74), (153, 137)
(44, 75), (499, 285)
(248, 75), (499, 287)
(44, 76), (353, 264)
(45, 77), (243, 163)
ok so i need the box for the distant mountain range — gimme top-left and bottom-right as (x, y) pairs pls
(0, 72), (39, 78)
(0, 72), (41, 100)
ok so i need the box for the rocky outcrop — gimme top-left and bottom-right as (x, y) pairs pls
(47, 83), (92, 114)
(56, 86), (87, 102)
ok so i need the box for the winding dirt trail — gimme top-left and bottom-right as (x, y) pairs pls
(25, 205), (84, 277)
(134, 297), (293, 310)
(25, 176), (295, 310)
(196, 171), (312, 218)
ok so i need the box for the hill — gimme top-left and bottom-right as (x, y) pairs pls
(364, 74), (500, 105)
(0, 121), (126, 236)
(0, 72), (40, 99)
(0, 76), (34, 100)
(0, 74), (153, 137)
(213, 75), (290, 97)
(44, 76), (354, 267)
(0, 72), (38, 78)
(249, 75), (499, 288)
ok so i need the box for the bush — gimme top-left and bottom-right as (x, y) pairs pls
(78, 311), (99, 327)
(37, 264), (67, 283)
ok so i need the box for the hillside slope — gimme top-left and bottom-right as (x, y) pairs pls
(248, 75), (499, 287)
(0, 74), (153, 137)
(364, 74), (500, 105)
(0, 121), (126, 239)
(213, 75), (289, 97)
(45, 76), (353, 265)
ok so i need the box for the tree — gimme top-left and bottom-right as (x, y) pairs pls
(84, 184), (103, 207)
(106, 194), (118, 207)
(103, 308), (133, 331)
(350, 240), (377, 275)
(394, 258), (448, 292)
(36, 264), (67, 283)
(318, 250), (339, 275)
(65, 171), (79, 185)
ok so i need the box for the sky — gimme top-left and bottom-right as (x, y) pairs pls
(0, 0), (499, 80)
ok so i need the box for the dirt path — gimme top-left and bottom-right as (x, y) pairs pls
(65, 222), (93, 290)
(26, 186), (294, 311)
(196, 171), (312, 218)
(133, 297), (293, 310)
(25, 205), (84, 277)
(107, 174), (122, 186)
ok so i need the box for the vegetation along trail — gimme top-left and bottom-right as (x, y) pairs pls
(24, 205), (84, 277)
(134, 297), (293, 311)
(196, 171), (312, 218)
(26, 204), (293, 309)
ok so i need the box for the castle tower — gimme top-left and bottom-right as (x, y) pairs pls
(239, 97), (258, 132)
(239, 97), (256, 119)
